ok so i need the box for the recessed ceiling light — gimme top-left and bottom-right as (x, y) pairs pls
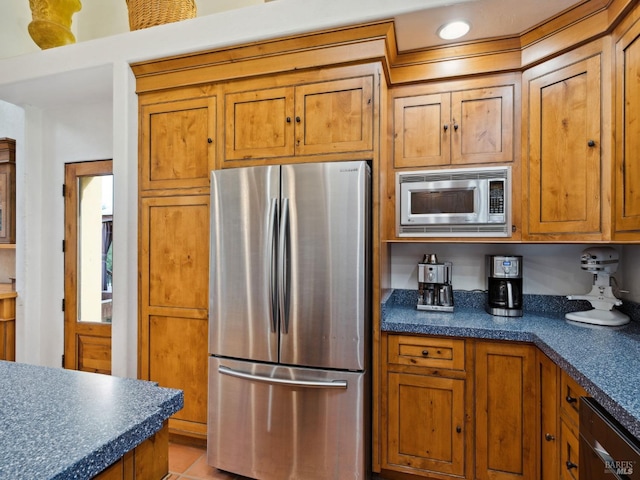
(437, 21), (471, 40)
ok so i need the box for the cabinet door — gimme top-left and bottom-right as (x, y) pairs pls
(295, 76), (374, 156)
(387, 372), (467, 477)
(614, 19), (640, 236)
(538, 351), (560, 480)
(476, 341), (537, 480)
(393, 93), (451, 168)
(140, 97), (216, 191)
(526, 54), (602, 237)
(559, 419), (580, 480)
(139, 195), (210, 438)
(224, 87), (295, 160)
(451, 85), (514, 165)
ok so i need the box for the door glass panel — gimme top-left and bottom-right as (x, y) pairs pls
(77, 174), (113, 323)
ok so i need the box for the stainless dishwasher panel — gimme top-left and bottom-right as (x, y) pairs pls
(579, 397), (640, 479)
(208, 357), (369, 480)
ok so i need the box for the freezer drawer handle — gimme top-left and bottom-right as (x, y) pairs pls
(218, 365), (348, 389)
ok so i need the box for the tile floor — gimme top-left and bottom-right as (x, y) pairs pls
(167, 442), (252, 480)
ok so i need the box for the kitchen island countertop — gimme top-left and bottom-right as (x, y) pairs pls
(0, 361), (183, 479)
(381, 289), (640, 441)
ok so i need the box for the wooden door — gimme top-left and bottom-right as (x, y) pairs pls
(224, 86), (295, 161)
(614, 18), (640, 236)
(537, 350), (560, 480)
(475, 341), (537, 480)
(295, 76), (374, 156)
(525, 54), (602, 238)
(139, 194), (209, 438)
(140, 97), (216, 191)
(387, 371), (467, 477)
(451, 85), (514, 165)
(64, 160), (113, 374)
(393, 92), (451, 168)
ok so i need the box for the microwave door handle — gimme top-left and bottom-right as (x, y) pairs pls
(268, 198), (278, 333)
(278, 198), (290, 334)
(506, 281), (514, 308)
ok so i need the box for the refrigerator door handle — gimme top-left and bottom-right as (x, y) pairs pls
(268, 198), (278, 333)
(278, 197), (290, 333)
(218, 365), (348, 389)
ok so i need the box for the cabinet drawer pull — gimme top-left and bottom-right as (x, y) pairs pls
(207, 137), (213, 143)
(443, 124), (448, 131)
(545, 433), (555, 441)
(566, 461), (577, 470)
(286, 117), (291, 123)
(566, 395), (578, 404)
(453, 123), (459, 131)
(456, 426), (462, 433)
(295, 116), (301, 123)
(588, 139), (596, 147)
(422, 350), (429, 356)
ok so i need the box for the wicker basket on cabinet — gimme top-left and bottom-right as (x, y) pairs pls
(126, 0), (197, 30)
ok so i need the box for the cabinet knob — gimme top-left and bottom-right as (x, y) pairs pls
(588, 139), (596, 147)
(286, 117), (291, 123)
(565, 395), (577, 404)
(566, 461), (577, 470)
(296, 116), (301, 123)
(422, 350), (429, 356)
(456, 426), (462, 433)
(453, 123), (459, 131)
(207, 138), (213, 144)
(545, 433), (555, 441)
(443, 124), (448, 131)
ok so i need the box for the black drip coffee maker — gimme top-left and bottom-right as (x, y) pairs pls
(486, 255), (523, 317)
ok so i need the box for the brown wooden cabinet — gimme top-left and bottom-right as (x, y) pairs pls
(475, 341), (537, 480)
(382, 334), (472, 479)
(224, 72), (374, 163)
(138, 90), (215, 440)
(537, 350), (589, 480)
(522, 39), (611, 241)
(0, 290), (16, 361)
(0, 138), (16, 244)
(139, 194), (210, 439)
(392, 77), (516, 168)
(139, 97), (216, 192)
(614, 13), (640, 239)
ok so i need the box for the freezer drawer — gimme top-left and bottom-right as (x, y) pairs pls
(208, 357), (369, 480)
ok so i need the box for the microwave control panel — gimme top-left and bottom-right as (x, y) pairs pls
(489, 180), (505, 216)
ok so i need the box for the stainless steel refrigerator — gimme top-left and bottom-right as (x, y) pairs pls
(208, 161), (370, 480)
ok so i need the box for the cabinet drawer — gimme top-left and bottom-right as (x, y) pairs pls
(387, 335), (465, 371)
(559, 418), (580, 480)
(560, 371), (588, 427)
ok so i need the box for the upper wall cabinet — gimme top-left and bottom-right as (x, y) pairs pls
(522, 39), (611, 241)
(614, 14), (640, 239)
(139, 96), (216, 192)
(224, 66), (375, 164)
(392, 76), (517, 168)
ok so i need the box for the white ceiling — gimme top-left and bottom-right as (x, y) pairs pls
(394, 0), (584, 51)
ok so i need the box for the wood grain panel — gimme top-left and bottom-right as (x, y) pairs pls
(295, 76), (373, 155)
(526, 53), (602, 236)
(77, 334), (111, 374)
(149, 315), (208, 426)
(140, 98), (216, 191)
(615, 16), (640, 235)
(387, 372), (466, 476)
(476, 341), (536, 480)
(538, 350), (560, 480)
(145, 198), (209, 310)
(393, 93), (450, 168)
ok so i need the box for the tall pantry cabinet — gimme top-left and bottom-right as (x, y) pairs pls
(138, 91), (216, 439)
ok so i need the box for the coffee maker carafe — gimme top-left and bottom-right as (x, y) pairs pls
(486, 255), (523, 317)
(417, 254), (454, 312)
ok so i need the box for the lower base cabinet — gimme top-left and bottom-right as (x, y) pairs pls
(382, 335), (537, 479)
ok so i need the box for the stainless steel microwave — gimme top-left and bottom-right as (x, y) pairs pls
(396, 166), (511, 237)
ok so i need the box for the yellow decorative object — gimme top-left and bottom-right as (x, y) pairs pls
(126, 0), (197, 31)
(28, 0), (82, 50)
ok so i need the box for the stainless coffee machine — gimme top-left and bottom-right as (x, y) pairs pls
(417, 254), (454, 312)
(486, 255), (523, 317)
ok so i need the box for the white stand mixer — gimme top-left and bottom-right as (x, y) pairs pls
(565, 247), (630, 326)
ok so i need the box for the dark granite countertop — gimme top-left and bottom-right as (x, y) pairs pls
(0, 361), (183, 480)
(381, 289), (640, 441)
